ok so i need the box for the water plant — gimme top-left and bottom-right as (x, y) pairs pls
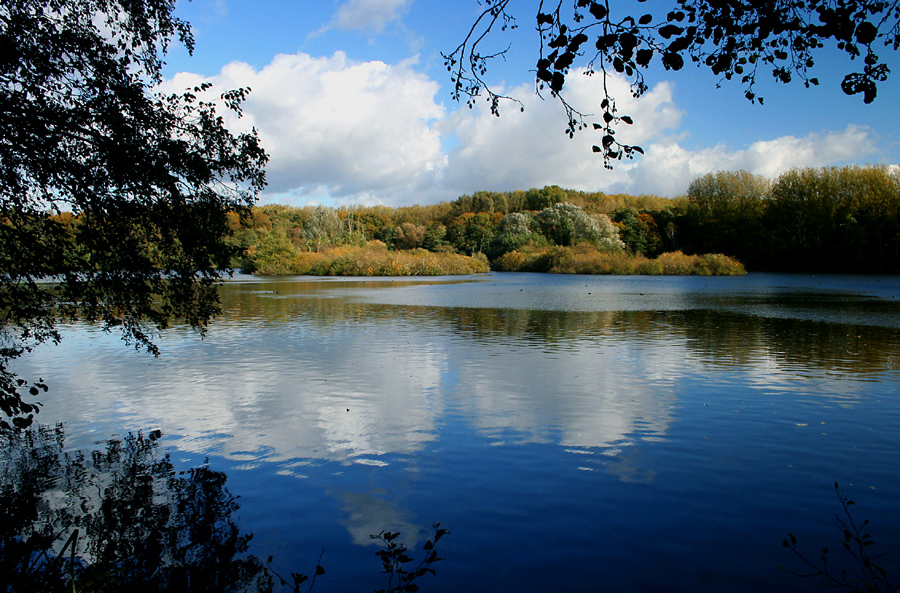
(1, 424), (449, 593)
(781, 483), (899, 592)
(493, 244), (745, 275)
(371, 524), (449, 593)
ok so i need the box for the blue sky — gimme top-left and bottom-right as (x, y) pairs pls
(159, 0), (900, 207)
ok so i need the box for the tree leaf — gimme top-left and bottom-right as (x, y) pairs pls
(589, 2), (608, 20)
(636, 48), (654, 66)
(855, 21), (877, 44)
(658, 24), (683, 39)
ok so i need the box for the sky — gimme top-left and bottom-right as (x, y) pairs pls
(158, 0), (900, 208)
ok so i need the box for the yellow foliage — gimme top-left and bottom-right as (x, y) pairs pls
(254, 243), (488, 276)
(496, 246), (744, 275)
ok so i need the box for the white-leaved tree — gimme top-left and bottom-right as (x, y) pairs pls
(535, 203), (624, 249)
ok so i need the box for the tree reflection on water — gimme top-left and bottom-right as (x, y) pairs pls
(0, 424), (272, 593)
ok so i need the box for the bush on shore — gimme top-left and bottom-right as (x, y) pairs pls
(250, 242), (490, 276)
(493, 244), (745, 275)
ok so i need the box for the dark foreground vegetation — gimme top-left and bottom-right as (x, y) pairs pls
(0, 425), (447, 593)
(781, 483), (900, 593)
(222, 165), (898, 275)
(3, 425), (896, 593)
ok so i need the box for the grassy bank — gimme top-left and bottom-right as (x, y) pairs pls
(251, 242), (490, 276)
(250, 242), (744, 277)
(494, 244), (746, 275)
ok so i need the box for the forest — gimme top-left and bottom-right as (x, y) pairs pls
(32, 164), (900, 277)
(219, 165), (900, 275)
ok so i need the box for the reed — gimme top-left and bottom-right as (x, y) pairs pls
(494, 245), (745, 275)
(255, 243), (489, 276)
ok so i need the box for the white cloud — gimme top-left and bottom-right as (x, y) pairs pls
(441, 70), (682, 195)
(630, 125), (879, 196)
(161, 57), (882, 207)
(162, 52), (446, 205)
(440, 70), (881, 197)
(331, 0), (413, 32)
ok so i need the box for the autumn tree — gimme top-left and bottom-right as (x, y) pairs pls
(683, 170), (772, 264)
(446, 0), (900, 164)
(768, 165), (900, 271)
(0, 0), (268, 428)
(393, 222), (427, 249)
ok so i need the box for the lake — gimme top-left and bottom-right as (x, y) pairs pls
(12, 272), (900, 592)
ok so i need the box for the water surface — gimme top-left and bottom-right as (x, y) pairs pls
(17, 272), (900, 592)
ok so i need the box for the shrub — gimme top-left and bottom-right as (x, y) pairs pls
(494, 246), (745, 275)
(656, 251), (696, 275)
(492, 245), (562, 272)
(252, 244), (488, 276)
(696, 253), (747, 275)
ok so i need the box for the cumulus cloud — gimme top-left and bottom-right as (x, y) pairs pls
(441, 70), (880, 197)
(330, 0), (413, 32)
(161, 56), (882, 207)
(162, 51), (446, 205)
(441, 70), (682, 194)
(629, 125), (879, 196)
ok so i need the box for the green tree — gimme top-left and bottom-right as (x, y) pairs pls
(688, 171), (771, 218)
(612, 208), (662, 256)
(1, 426), (274, 592)
(0, 0), (268, 428)
(487, 211), (548, 259)
(249, 229), (298, 275)
(301, 206), (344, 251)
(422, 222), (450, 251)
(498, 211), (532, 236)
(471, 190), (496, 213)
(683, 170), (771, 265)
(768, 165), (900, 272)
(535, 203), (624, 249)
(447, 212), (498, 255)
(447, 1), (898, 164)
(358, 211), (392, 241)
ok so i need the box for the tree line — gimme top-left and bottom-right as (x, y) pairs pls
(679, 165), (900, 273)
(221, 186), (667, 269)
(221, 165), (900, 274)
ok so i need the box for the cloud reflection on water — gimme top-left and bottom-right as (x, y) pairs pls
(24, 275), (900, 476)
(13, 273), (900, 593)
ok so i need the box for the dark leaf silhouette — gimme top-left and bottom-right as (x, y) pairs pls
(1, 0), (268, 428)
(444, 0), (898, 165)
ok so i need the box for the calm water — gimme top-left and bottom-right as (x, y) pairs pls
(15, 272), (900, 592)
